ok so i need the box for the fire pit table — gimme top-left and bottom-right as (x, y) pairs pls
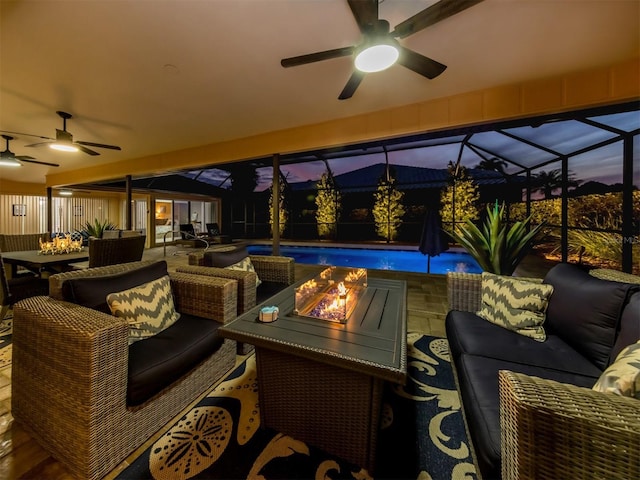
(219, 267), (407, 473)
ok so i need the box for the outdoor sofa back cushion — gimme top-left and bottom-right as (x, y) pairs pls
(543, 263), (637, 371)
(204, 245), (249, 268)
(610, 291), (640, 363)
(61, 261), (169, 313)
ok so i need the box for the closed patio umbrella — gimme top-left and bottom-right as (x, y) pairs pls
(419, 207), (448, 273)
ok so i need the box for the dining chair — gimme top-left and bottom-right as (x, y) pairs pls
(0, 232), (51, 277)
(0, 253), (49, 319)
(88, 235), (147, 268)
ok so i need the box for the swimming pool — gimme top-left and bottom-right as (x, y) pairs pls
(246, 244), (482, 274)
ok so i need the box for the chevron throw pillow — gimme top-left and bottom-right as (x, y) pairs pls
(593, 340), (640, 398)
(477, 272), (554, 342)
(107, 275), (180, 344)
(225, 256), (262, 287)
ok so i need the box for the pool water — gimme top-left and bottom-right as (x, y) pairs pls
(247, 245), (482, 274)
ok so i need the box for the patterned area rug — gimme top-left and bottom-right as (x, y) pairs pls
(0, 313), (12, 369)
(117, 333), (476, 479)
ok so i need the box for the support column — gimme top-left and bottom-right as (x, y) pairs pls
(46, 187), (53, 235)
(621, 135), (633, 272)
(126, 175), (132, 230)
(272, 154), (280, 256)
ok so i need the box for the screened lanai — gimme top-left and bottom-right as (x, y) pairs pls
(81, 101), (639, 273)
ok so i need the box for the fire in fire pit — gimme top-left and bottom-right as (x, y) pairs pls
(294, 266), (367, 323)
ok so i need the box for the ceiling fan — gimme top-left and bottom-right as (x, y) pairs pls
(22, 111), (122, 156)
(0, 135), (60, 167)
(281, 0), (484, 100)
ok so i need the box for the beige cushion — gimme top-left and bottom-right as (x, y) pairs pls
(225, 256), (261, 287)
(477, 272), (554, 342)
(592, 341), (640, 399)
(107, 275), (180, 344)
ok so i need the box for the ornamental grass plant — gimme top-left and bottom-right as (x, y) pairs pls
(448, 201), (546, 275)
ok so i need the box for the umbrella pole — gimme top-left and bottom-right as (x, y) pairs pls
(427, 255), (431, 273)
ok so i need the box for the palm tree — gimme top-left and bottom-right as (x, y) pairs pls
(228, 164), (258, 194)
(476, 157), (508, 174)
(533, 169), (580, 199)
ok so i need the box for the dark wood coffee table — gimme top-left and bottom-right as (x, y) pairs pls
(219, 276), (407, 473)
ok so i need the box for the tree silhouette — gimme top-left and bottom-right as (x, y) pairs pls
(476, 157), (508, 174)
(227, 164), (258, 194)
(533, 169), (580, 199)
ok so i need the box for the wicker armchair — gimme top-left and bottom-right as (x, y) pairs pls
(184, 250), (295, 313)
(12, 261), (237, 480)
(447, 270), (640, 480)
(499, 370), (640, 480)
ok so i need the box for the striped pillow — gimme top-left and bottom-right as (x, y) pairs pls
(477, 272), (554, 342)
(592, 341), (640, 398)
(107, 275), (180, 345)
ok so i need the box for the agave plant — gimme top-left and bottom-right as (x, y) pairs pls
(447, 201), (546, 275)
(78, 218), (118, 239)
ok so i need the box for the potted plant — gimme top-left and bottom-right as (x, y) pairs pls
(447, 201), (546, 275)
(77, 218), (118, 243)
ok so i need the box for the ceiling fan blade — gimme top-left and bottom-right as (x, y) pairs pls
(76, 140), (122, 151)
(0, 130), (54, 141)
(24, 140), (54, 148)
(281, 46), (355, 68)
(392, 0), (485, 39)
(15, 155), (36, 160)
(397, 46), (447, 79)
(338, 71), (365, 100)
(18, 157), (60, 167)
(76, 144), (100, 156)
(347, 0), (378, 33)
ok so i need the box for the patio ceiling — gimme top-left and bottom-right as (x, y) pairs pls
(74, 101), (639, 195)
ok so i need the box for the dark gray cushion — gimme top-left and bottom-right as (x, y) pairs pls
(454, 353), (599, 480)
(445, 310), (603, 378)
(61, 261), (168, 313)
(203, 246), (249, 268)
(610, 291), (640, 363)
(127, 313), (224, 406)
(543, 263), (636, 370)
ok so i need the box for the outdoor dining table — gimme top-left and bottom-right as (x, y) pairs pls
(1, 249), (89, 278)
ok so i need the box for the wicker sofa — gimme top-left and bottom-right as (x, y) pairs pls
(11, 260), (238, 480)
(184, 245), (296, 314)
(446, 263), (640, 480)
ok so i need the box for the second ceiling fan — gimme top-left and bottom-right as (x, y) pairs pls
(24, 111), (122, 156)
(281, 0), (484, 100)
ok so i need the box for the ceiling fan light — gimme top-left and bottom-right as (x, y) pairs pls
(50, 142), (79, 152)
(355, 43), (399, 73)
(0, 157), (22, 167)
